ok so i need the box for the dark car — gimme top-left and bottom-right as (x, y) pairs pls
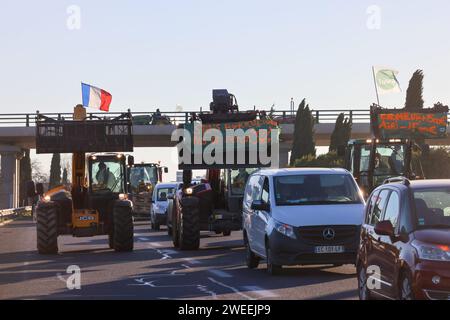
(357, 178), (450, 300)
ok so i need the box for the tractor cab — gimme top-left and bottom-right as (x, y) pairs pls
(220, 168), (258, 212)
(129, 163), (166, 194)
(344, 138), (414, 197)
(128, 162), (168, 218)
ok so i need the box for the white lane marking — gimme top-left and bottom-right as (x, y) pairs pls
(241, 286), (278, 298)
(208, 277), (254, 300)
(181, 264), (191, 269)
(197, 284), (218, 299)
(208, 269), (233, 278)
(151, 242), (163, 247)
(138, 237), (147, 242)
(161, 249), (178, 255)
(184, 258), (201, 265)
(156, 249), (171, 260)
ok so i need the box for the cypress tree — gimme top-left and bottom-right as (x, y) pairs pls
(19, 149), (32, 205)
(48, 153), (61, 189)
(405, 70), (424, 110)
(329, 113), (352, 153)
(62, 167), (68, 185)
(290, 99), (316, 165)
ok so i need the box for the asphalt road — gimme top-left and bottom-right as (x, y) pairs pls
(0, 218), (358, 300)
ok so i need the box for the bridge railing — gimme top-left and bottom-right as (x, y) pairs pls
(0, 109), (373, 127)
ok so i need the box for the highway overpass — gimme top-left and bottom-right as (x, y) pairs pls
(2, 109), (450, 209)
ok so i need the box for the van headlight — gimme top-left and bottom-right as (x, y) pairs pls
(412, 240), (450, 262)
(273, 220), (296, 239)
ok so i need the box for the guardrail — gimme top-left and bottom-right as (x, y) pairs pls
(0, 206), (32, 223)
(0, 109), (373, 127)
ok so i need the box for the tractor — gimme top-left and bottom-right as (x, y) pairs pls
(29, 105), (135, 254)
(168, 89), (279, 250)
(128, 162), (168, 220)
(342, 103), (448, 197)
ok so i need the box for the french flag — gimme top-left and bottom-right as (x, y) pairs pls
(81, 83), (112, 112)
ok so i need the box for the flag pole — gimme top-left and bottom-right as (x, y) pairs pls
(372, 66), (381, 106)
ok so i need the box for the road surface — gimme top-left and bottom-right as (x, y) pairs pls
(0, 218), (358, 300)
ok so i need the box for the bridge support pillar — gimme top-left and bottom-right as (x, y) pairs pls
(278, 143), (291, 168)
(0, 146), (23, 209)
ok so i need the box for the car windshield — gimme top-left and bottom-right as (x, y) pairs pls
(157, 187), (174, 201)
(91, 160), (125, 193)
(274, 174), (362, 206)
(413, 188), (450, 229)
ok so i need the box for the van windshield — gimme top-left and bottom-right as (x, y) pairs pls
(274, 174), (362, 206)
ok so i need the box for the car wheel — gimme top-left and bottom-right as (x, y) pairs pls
(244, 237), (259, 269)
(399, 271), (415, 300)
(223, 230), (231, 236)
(357, 265), (372, 300)
(266, 245), (282, 275)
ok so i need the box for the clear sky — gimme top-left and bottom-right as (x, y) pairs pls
(1, 1), (450, 181)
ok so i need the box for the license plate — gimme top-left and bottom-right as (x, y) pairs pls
(314, 246), (345, 254)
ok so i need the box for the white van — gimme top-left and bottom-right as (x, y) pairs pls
(242, 168), (365, 275)
(150, 182), (177, 230)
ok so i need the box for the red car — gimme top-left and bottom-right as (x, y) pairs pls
(357, 178), (450, 300)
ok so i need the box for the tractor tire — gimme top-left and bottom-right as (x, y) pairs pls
(108, 233), (114, 249)
(113, 202), (134, 252)
(172, 209), (180, 248)
(178, 197), (200, 250)
(36, 203), (58, 254)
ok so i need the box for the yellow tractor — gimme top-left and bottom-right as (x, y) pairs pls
(30, 105), (135, 254)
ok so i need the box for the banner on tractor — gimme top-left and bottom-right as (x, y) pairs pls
(371, 104), (449, 140)
(173, 119), (280, 169)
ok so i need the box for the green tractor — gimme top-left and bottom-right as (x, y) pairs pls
(343, 104), (448, 197)
(128, 163), (168, 220)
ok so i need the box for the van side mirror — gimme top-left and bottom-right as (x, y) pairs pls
(164, 167), (168, 173)
(251, 200), (270, 212)
(26, 181), (36, 198)
(374, 220), (395, 238)
(36, 183), (44, 196)
(128, 155), (134, 167)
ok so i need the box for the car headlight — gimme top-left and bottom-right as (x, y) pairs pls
(184, 187), (193, 195)
(43, 195), (51, 202)
(412, 240), (450, 262)
(273, 220), (296, 239)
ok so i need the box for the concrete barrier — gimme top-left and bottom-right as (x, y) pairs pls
(0, 206), (32, 223)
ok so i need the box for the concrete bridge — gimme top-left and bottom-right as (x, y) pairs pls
(1, 109), (450, 209)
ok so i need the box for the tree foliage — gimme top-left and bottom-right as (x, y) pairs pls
(19, 149), (32, 205)
(329, 113), (352, 153)
(405, 69), (424, 110)
(293, 152), (343, 168)
(290, 99), (316, 165)
(48, 153), (61, 189)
